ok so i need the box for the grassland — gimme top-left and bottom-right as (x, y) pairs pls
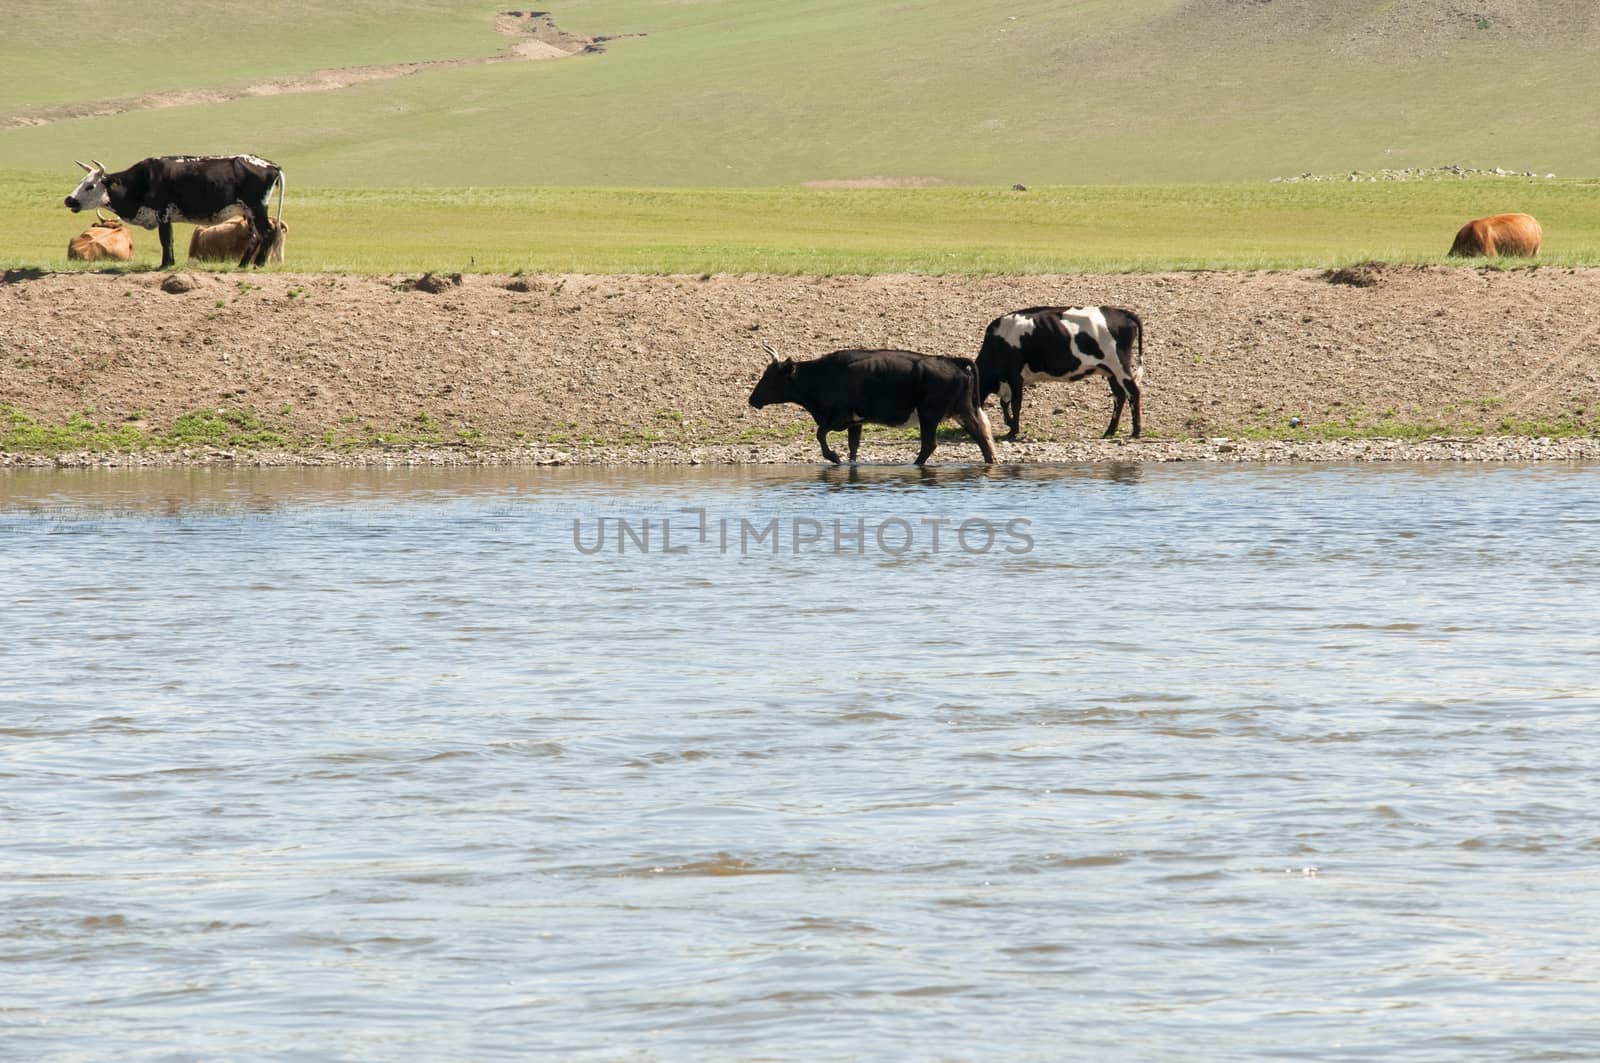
(8, 175), (1600, 274)
(5, 2), (1600, 272)
(4, 1), (1600, 188)
(0, 1), (502, 110)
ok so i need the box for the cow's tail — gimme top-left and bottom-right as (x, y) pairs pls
(1129, 311), (1145, 388)
(272, 168), (286, 232)
(956, 356), (984, 404)
(956, 357), (998, 462)
(959, 357), (981, 389)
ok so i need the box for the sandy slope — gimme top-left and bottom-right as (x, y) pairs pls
(3, 266), (1599, 463)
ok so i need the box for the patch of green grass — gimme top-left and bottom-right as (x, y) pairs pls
(1228, 403), (1596, 442)
(545, 421), (582, 445)
(2, 407), (147, 451)
(729, 422), (814, 445)
(1, 405), (294, 452)
(300, 408), (494, 448)
(163, 408), (288, 449)
(1228, 408), (1431, 442)
(5, 401), (1595, 455)
(7, 178), (1600, 273)
(1495, 413), (1599, 438)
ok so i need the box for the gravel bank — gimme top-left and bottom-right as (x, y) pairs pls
(4, 267), (1598, 467)
(5, 436), (1598, 469)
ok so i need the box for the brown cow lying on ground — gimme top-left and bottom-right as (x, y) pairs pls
(1449, 213), (1541, 258)
(187, 214), (287, 264)
(67, 210), (134, 262)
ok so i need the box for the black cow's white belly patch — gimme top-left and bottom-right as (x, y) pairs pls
(131, 202), (246, 228)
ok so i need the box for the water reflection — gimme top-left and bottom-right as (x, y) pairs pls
(806, 460), (1148, 491)
(5, 459), (1168, 516)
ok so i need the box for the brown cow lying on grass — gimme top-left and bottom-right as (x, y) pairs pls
(1449, 213), (1541, 258)
(187, 214), (287, 264)
(67, 210), (134, 262)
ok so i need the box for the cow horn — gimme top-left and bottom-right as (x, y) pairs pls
(75, 159), (91, 172)
(761, 342), (781, 363)
(96, 209), (109, 222)
(91, 159), (107, 173)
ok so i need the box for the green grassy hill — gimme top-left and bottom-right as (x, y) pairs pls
(3, 0), (1599, 187)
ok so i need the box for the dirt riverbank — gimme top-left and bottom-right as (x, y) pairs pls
(3, 266), (1599, 467)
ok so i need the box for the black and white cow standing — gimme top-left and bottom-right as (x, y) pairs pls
(64, 155), (285, 269)
(975, 306), (1144, 440)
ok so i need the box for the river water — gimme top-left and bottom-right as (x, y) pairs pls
(3, 462), (1598, 1061)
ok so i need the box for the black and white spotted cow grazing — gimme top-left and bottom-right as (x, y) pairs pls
(64, 155), (285, 269)
(975, 306), (1144, 440)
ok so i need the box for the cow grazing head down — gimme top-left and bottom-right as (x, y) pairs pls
(67, 209), (134, 262)
(63, 160), (112, 213)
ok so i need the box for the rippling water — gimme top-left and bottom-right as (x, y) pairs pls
(3, 463), (1599, 1061)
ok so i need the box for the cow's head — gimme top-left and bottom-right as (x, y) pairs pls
(63, 160), (110, 213)
(748, 343), (795, 408)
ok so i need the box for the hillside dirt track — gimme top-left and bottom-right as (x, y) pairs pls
(0, 11), (622, 131)
(3, 265), (1600, 464)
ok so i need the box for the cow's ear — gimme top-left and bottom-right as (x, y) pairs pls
(107, 181), (123, 196)
(785, 359), (797, 376)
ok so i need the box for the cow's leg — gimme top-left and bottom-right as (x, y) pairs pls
(243, 203), (274, 267)
(1103, 376), (1128, 438)
(1127, 377), (1142, 438)
(957, 402), (998, 464)
(815, 425), (842, 465)
(847, 424), (863, 463)
(237, 232), (260, 269)
(158, 220), (176, 269)
(914, 411), (939, 466)
(1002, 373), (1026, 440)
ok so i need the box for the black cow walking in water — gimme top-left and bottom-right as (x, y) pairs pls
(64, 155), (285, 269)
(749, 344), (998, 466)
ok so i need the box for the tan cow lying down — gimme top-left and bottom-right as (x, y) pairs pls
(1449, 213), (1541, 258)
(187, 214), (287, 264)
(67, 210), (134, 261)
